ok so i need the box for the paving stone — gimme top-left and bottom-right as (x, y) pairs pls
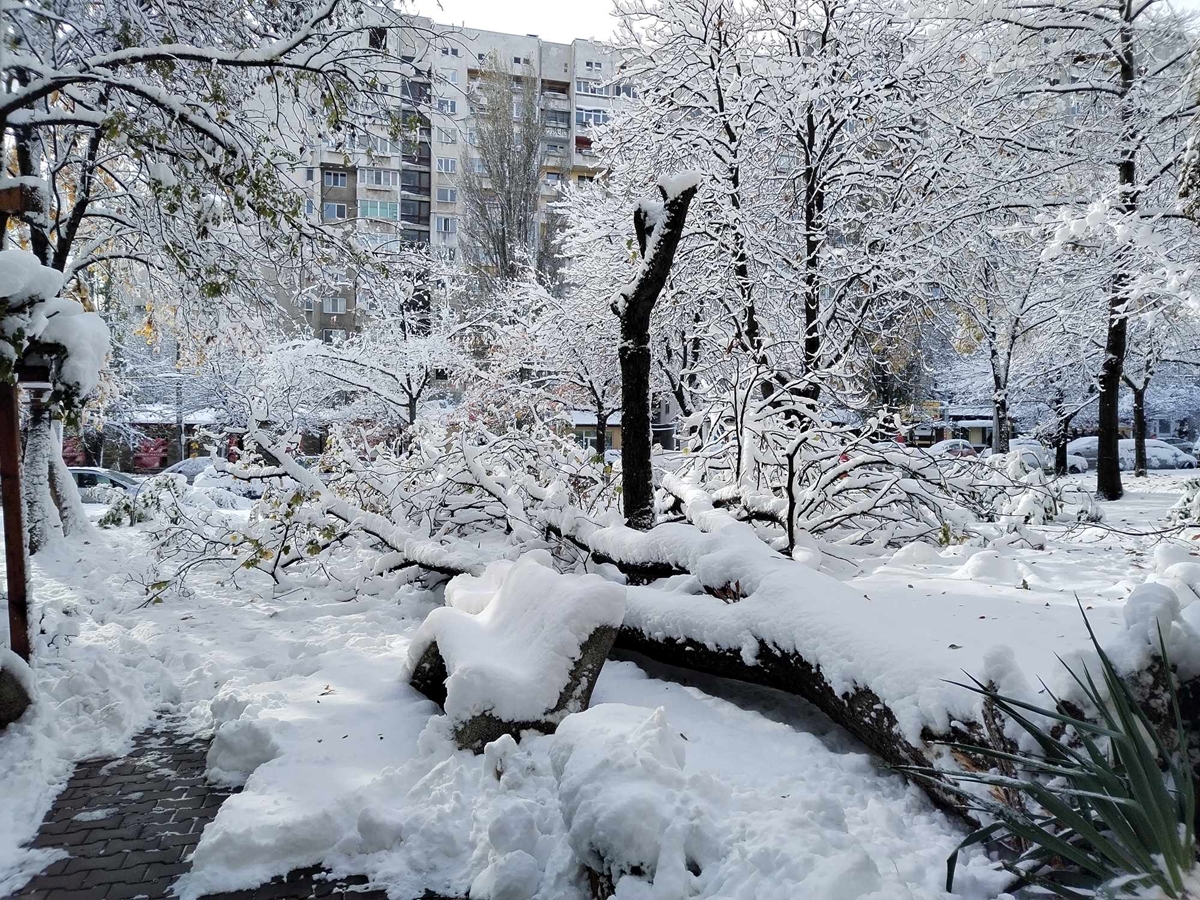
(0, 720), (438, 900)
(42, 887), (110, 900)
(82, 863), (149, 887)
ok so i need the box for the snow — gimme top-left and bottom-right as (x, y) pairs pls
(656, 170), (701, 200)
(401, 555), (626, 726)
(2, 473), (1197, 900)
(0, 249), (108, 399)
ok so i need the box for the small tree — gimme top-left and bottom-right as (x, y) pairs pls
(459, 55), (565, 298)
(613, 173), (699, 531)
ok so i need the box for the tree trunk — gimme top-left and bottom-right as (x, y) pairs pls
(594, 409), (608, 458)
(993, 392), (1010, 454)
(1096, 0), (1136, 502)
(1132, 385), (1147, 477)
(616, 178), (699, 531)
(23, 399), (63, 555)
(49, 421), (89, 537)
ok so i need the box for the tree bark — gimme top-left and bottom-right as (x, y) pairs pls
(993, 392), (1010, 454)
(1132, 385), (1147, 477)
(1096, 0), (1136, 502)
(23, 399), (63, 555)
(615, 179), (699, 531)
(594, 408), (608, 458)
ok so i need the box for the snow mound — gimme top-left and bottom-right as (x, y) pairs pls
(888, 543), (948, 567)
(402, 555), (626, 729)
(550, 704), (709, 887)
(1107, 583), (1200, 681)
(952, 550), (1025, 586)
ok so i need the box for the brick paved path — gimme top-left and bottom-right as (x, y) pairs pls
(2, 720), (396, 900)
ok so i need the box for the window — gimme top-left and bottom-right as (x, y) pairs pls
(437, 127), (457, 144)
(440, 68), (459, 84)
(322, 328), (347, 344)
(545, 142), (565, 155)
(436, 216), (457, 233)
(401, 169), (431, 193)
(436, 187), (458, 202)
(322, 297), (347, 315)
(368, 27), (386, 50)
(401, 198), (430, 222)
(401, 228), (427, 245)
(467, 128), (477, 145)
(323, 202), (347, 220)
(545, 172), (561, 185)
(358, 168), (400, 187)
(575, 107), (609, 127)
(471, 157), (487, 174)
(443, 248), (456, 262)
(513, 56), (530, 66)
(612, 81), (637, 99)
(305, 199), (315, 216)
(301, 297), (314, 312)
(437, 99), (457, 114)
(576, 79), (606, 96)
(477, 53), (487, 63)
(324, 171), (347, 188)
(305, 167), (314, 182)
(440, 46), (460, 57)
(545, 109), (570, 128)
(585, 60), (602, 71)
(360, 199), (399, 219)
(577, 174), (595, 183)
(437, 157), (457, 173)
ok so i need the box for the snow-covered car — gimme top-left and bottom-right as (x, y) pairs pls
(68, 467), (140, 496)
(1160, 437), (1193, 452)
(1009, 439), (1088, 474)
(1067, 436), (1135, 471)
(1119, 438), (1197, 470)
(928, 439), (977, 459)
(161, 456), (217, 484)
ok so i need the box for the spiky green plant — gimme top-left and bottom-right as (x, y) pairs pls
(909, 614), (1196, 899)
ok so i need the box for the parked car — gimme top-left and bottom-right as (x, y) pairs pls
(1009, 439), (1089, 474)
(1119, 438), (1196, 470)
(161, 457), (216, 484)
(928, 439), (978, 459)
(1161, 436), (1193, 451)
(1067, 436), (1135, 471)
(68, 467), (140, 496)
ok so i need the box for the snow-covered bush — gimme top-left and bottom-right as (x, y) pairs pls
(1167, 477), (1200, 525)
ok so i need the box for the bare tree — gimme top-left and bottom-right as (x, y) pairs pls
(459, 55), (565, 298)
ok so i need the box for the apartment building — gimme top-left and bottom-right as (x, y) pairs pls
(291, 18), (626, 340)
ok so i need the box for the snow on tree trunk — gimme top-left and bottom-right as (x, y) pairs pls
(23, 401), (63, 555)
(614, 173), (699, 531)
(992, 392), (1010, 454)
(594, 409), (608, 458)
(49, 420), (90, 537)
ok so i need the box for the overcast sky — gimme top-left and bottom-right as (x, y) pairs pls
(413, 0), (1200, 46)
(412, 0), (619, 44)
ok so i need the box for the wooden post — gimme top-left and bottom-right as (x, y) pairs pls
(0, 384), (29, 661)
(0, 182), (42, 663)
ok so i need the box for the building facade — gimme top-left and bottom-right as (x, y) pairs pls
(290, 18), (625, 340)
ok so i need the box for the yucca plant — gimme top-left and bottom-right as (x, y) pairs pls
(908, 613), (1197, 899)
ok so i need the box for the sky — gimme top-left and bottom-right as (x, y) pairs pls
(412, 0), (619, 44)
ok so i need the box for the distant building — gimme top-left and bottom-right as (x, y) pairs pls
(290, 18), (627, 339)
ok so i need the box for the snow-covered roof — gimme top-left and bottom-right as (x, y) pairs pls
(123, 404), (226, 426)
(953, 419), (994, 428)
(569, 410), (622, 427)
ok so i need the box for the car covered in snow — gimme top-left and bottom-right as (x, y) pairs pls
(1118, 438), (1196, 470)
(161, 456), (217, 484)
(1007, 439), (1089, 474)
(928, 439), (977, 458)
(68, 467), (140, 496)
(1068, 436), (1195, 470)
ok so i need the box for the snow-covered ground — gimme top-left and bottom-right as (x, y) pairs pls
(1, 473), (1196, 899)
